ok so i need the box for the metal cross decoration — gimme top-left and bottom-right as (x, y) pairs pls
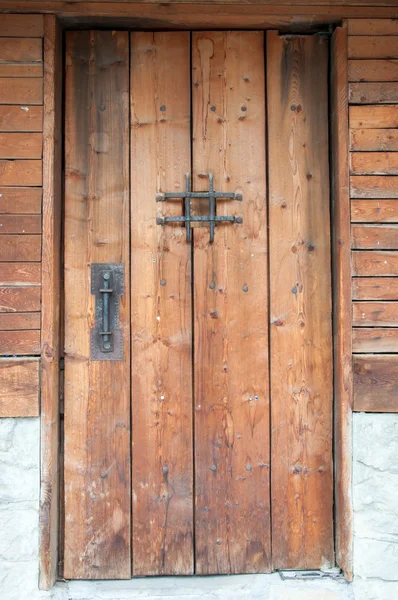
(156, 173), (243, 243)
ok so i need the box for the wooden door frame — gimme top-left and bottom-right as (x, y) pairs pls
(38, 13), (352, 589)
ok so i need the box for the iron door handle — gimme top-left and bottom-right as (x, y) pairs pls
(99, 271), (113, 352)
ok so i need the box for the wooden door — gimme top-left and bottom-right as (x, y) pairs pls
(63, 30), (333, 579)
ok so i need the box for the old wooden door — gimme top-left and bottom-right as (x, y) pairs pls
(63, 30), (333, 579)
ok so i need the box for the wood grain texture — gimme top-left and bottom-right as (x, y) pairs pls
(0, 38), (42, 63)
(0, 262), (40, 284)
(331, 26), (353, 580)
(0, 159), (42, 186)
(267, 31), (334, 570)
(352, 199), (398, 222)
(353, 277), (398, 299)
(0, 235), (41, 261)
(353, 301), (398, 326)
(0, 187), (42, 214)
(0, 106), (43, 132)
(193, 31), (270, 574)
(353, 328), (398, 352)
(353, 355), (398, 412)
(350, 105), (398, 129)
(39, 15), (62, 590)
(0, 133), (42, 158)
(0, 79), (43, 105)
(0, 286), (40, 312)
(351, 176), (398, 198)
(130, 31), (193, 577)
(352, 250), (398, 275)
(348, 36), (398, 59)
(0, 358), (39, 417)
(0, 214), (41, 233)
(350, 129), (398, 151)
(0, 312), (41, 330)
(348, 19), (398, 36)
(348, 59), (398, 82)
(0, 63), (43, 78)
(0, 329), (40, 354)
(0, 14), (44, 37)
(349, 82), (398, 104)
(350, 152), (398, 175)
(352, 224), (398, 248)
(64, 30), (131, 580)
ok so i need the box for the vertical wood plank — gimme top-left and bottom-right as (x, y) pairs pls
(331, 25), (353, 581)
(130, 32), (193, 576)
(192, 31), (271, 574)
(267, 31), (334, 570)
(64, 31), (131, 579)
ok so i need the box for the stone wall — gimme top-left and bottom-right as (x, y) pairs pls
(1, 415), (397, 600)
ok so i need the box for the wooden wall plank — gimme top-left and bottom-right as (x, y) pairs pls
(348, 19), (398, 36)
(0, 329), (40, 354)
(348, 36), (398, 59)
(0, 79), (43, 106)
(352, 224), (398, 248)
(352, 250), (398, 275)
(353, 328), (398, 353)
(0, 159), (42, 186)
(39, 15), (61, 591)
(350, 152), (398, 175)
(0, 187), (42, 214)
(352, 199), (398, 222)
(0, 312), (41, 330)
(268, 31), (334, 570)
(64, 30), (131, 580)
(0, 106), (43, 132)
(0, 38), (42, 63)
(349, 82), (398, 104)
(0, 286), (40, 312)
(353, 301), (398, 326)
(0, 215), (41, 233)
(0, 235), (41, 262)
(348, 59), (398, 82)
(0, 358), (40, 417)
(0, 15), (44, 37)
(0, 133), (42, 158)
(331, 25), (353, 580)
(350, 129), (398, 152)
(130, 32), (193, 576)
(0, 63), (43, 78)
(353, 276), (398, 300)
(0, 262), (41, 284)
(350, 106), (398, 129)
(353, 355), (398, 412)
(193, 31), (271, 575)
(351, 176), (398, 198)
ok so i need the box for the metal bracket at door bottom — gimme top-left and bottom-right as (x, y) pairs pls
(90, 263), (124, 361)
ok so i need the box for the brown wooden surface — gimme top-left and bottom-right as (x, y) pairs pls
(64, 30), (131, 580)
(267, 31), (334, 570)
(0, 106), (43, 132)
(0, 357), (39, 417)
(0, 187), (42, 213)
(348, 36), (398, 59)
(353, 328), (398, 353)
(39, 15), (61, 591)
(331, 25), (353, 580)
(0, 262), (40, 284)
(130, 31), (193, 576)
(0, 79), (43, 105)
(352, 199), (398, 222)
(0, 63), (43, 78)
(0, 286), (40, 312)
(348, 19), (398, 36)
(351, 176), (398, 198)
(0, 14), (44, 37)
(0, 214), (41, 233)
(352, 224), (398, 248)
(349, 82), (398, 104)
(0, 133), (42, 158)
(0, 329), (40, 354)
(348, 59), (398, 82)
(0, 159), (42, 186)
(0, 235), (41, 261)
(353, 355), (398, 412)
(352, 250), (398, 275)
(350, 105), (398, 129)
(192, 31), (270, 575)
(0, 38), (42, 63)
(350, 152), (398, 175)
(353, 301), (398, 326)
(353, 277), (398, 300)
(0, 312), (41, 330)
(350, 129), (398, 151)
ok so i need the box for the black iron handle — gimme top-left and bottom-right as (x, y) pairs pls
(99, 271), (113, 352)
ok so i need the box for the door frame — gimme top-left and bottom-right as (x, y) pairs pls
(39, 14), (352, 589)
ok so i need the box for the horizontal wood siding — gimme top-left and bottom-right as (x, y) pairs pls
(349, 23), (398, 411)
(0, 15), (43, 418)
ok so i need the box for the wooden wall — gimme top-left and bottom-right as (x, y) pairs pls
(0, 15), (43, 417)
(348, 19), (398, 412)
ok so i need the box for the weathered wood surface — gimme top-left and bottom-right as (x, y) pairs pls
(0, 133), (42, 158)
(0, 235), (41, 262)
(0, 312), (41, 330)
(349, 82), (398, 104)
(0, 160), (42, 186)
(352, 199), (398, 222)
(352, 250), (398, 276)
(350, 106), (398, 129)
(0, 286), (40, 312)
(353, 355), (398, 412)
(350, 152), (398, 175)
(350, 129), (398, 151)
(0, 262), (40, 285)
(0, 38), (42, 63)
(193, 31), (270, 574)
(64, 30), (131, 580)
(0, 79), (43, 105)
(0, 329), (40, 354)
(352, 224), (398, 249)
(130, 32), (193, 576)
(0, 357), (40, 417)
(348, 19), (398, 36)
(348, 59), (398, 82)
(353, 277), (398, 300)
(351, 176), (398, 198)
(0, 187), (42, 213)
(353, 328), (398, 353)
(348, 36), (398, 59)
(0, 63), (43, 78)
(353, 301), (398, 327)
(0, 106), (43, 132)
(0, 14), (44, 37)
(0, 215), (41, 233)
(267, 31), (334, 570)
